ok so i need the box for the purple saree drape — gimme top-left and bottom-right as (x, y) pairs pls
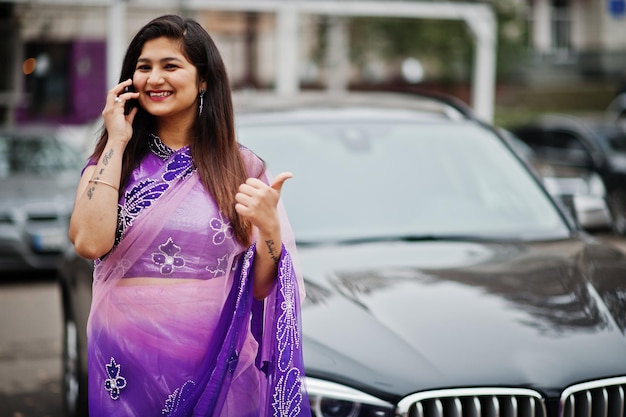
(86, 142), (310, 417)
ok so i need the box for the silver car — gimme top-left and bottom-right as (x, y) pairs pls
(0, 126), (82, 273)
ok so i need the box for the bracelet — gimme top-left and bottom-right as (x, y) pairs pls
(89, 179), (119, 192)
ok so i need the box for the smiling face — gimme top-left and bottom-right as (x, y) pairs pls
(133, 37), (206, 127)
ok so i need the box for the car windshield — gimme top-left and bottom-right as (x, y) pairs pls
(0, 133), (83, 178)
(237, 118), (571, 243)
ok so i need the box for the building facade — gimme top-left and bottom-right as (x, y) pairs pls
(527, 0), (626, 82)
(4, 2), (294, 126)
(1, 0), (625, 126)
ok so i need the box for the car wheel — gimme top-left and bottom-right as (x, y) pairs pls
(62, 312), (87, 417)
(608, 190), (626, 235)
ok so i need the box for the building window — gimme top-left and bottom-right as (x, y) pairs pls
(22, 41), (71, 120)
(551, 0), (571, 58)
(19, 40), (106, 124)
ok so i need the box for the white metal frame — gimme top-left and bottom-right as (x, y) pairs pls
(11, 0), (497, 121)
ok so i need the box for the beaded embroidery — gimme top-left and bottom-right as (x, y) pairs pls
(104, 357), (127, 400)
(206, 253), (228, 277)
(271, 254), (304, 415)
(209, 213), (234, 245)
(149, 133), (174, 160)
(152, 237), (185, 275)
(113, 135), (195, 248)
(162, 380), (196, 416)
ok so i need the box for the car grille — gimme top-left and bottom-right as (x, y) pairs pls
(27, 212), (61, 222)
(396, 388), (547, 417)
(560, 377), (626, 417)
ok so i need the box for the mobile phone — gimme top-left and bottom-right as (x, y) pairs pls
(123, 84), (138, 115)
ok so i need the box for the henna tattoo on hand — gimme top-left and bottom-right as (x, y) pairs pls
(265, 239), (281, 264)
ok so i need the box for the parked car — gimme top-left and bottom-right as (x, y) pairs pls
(606, 92), (626, 122)
(500, 128), (612, 231)
(509, 114), (626, 234)
(58, 92), (626, 417)
(0, 126), (82, 274)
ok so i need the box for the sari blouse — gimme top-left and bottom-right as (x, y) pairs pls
(113, 134), (241, 280)
(85, 135), (310, 417)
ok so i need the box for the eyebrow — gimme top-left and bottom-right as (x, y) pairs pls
(137, 57), (185, 64)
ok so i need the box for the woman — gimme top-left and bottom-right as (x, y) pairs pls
(69, 14), (310, 417)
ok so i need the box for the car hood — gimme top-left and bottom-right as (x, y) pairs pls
(299, 238), (626, 400)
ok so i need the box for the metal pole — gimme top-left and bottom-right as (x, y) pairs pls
(465, 8), (497, 122)
(326, 16), (349, 93)
(107, 0), (127, 89)
(275, 4), (299, 96)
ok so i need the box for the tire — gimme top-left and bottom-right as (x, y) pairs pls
(608, 190), (626, 235)
(62, 309), (88, 416)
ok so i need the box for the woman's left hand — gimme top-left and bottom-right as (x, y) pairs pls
(235, 172), (292, 233)
(237, 172), (293, 298)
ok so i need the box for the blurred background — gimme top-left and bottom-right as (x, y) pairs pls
(1, 0), (625, 133)
(1, 0), (626, 415)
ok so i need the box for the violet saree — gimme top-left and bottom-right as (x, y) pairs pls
(85, 137), (311, 416)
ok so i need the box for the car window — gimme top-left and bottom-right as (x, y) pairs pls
(544, 130), (593, 166)
(0, 133), (83, 178)
(517, 128), (593, 167)
(237, 120), (570, 242)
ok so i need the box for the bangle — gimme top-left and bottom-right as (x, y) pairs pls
(89, 179), (119, 192)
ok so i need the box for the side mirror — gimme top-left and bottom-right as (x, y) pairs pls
(559, 194), (613, 232)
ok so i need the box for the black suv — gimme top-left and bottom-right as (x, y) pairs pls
(59, 93), (626, 417)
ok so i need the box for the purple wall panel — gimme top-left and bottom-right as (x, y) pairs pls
(70, 40), (106, 123)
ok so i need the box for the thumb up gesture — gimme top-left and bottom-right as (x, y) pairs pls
(235, 172), (292, 234)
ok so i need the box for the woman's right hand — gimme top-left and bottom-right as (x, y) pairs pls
(102, 79), (140, 144)
(69, 79), (139, 258)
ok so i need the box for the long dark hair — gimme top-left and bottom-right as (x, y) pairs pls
(91, 14), (253, 246)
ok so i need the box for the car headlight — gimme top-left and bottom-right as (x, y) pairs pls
(306, 377), (394, 417)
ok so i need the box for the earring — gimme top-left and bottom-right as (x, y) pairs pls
(198, 89), (205, 116)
